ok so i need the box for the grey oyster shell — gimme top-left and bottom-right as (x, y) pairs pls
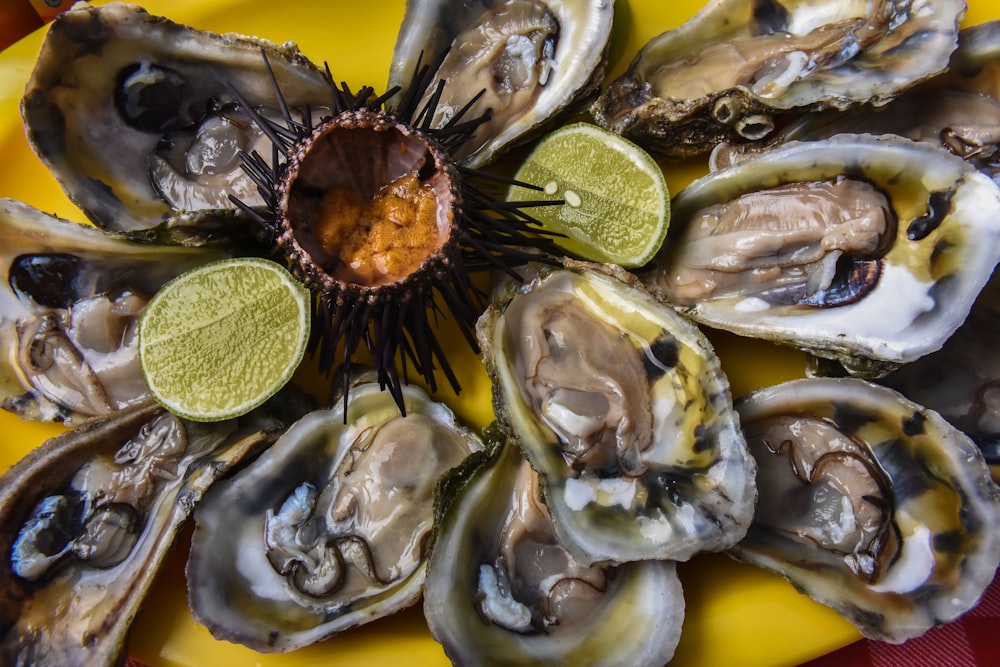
(730, 377), (1000, 643)
(185, 371), (483, 653)
(642, 133), (1000, 377)
(0, 401), (283, 667)
(388, 0), (615, 167)
(21, 2), (333, 234)
(477, 261), (755, 566)
(423, 433), (684, 666)
(592, 0), (965, 157)
(0, 198), (230, 425)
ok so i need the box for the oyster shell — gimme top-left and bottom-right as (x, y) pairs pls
(0, 401), (284, 666)
(592, 0), (966, 157)
(710, 20), (1000, 178)
(642, 134), (1000, 376)
(0, 198), (230, 425)
(387, 0), (615, 167)
(730, 377), (1000, 643)
(478, 261), (755, 566)
(186, 371), (483, 652)
(424, 433), (684, 666)
(21, 2), (333, 233)
(870, 270), (1000, 481)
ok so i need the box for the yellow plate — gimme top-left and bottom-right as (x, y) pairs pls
(0, 1), (996, 665)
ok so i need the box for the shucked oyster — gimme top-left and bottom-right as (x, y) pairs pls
(424, 434), (684, 666)
(643, 134), (1000, 377)
(592, 0), (965, 157)
(731, 378), (1000, 643)
(186, 371), (482, 652)
(478, 261), (755, 566)
(0, 199), (230, 425)
(0, 401), (284, 667)
(22, 2), (333, 234)
(388, 0), (615, 167)
(711, 20), (1000, 178)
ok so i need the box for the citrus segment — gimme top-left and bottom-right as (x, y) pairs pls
(507, 122), (670, 267)
(138, 257), (311, 421)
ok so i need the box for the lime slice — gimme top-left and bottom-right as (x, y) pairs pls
(507, 122), (670, 267)
(139, 257), (311, 422)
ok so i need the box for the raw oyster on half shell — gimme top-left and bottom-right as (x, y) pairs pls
(0, 401), (286, 667)
(186, 371), (483, 653)
(643, 133), (1000, 377)
(423, 433), (685, 666)
(711, 20), (1000, 178)
(388, 0), (615, 167)
(592, 0), (966, 157)
(731, 377), (1000, 643)
(21, 2), (333, 234)
(0, 199), (230, 425)
(478, 261), (755, 566)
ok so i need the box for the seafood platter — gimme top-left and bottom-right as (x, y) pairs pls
(1, 0), (999, 665)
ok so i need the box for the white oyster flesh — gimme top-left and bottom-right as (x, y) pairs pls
(731, 377), (1000, 643)
(644, 133), (1000, 377)
(478, 261), (755, 566)
(186, 376), (483, 653)
(423, 437), (684, 666)
(388, 0), (615, 167)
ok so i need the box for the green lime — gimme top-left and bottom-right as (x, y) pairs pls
(138, 257), (311, 422)
(507, 122), (670, 267)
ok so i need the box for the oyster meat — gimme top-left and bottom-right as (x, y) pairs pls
(0, 199), (230, 424)
(731, 378), (1000, 643)
(186, 371), (483, 652)
(592, 0), (966, 157)
(22, 2), (333, 233)
(0, 401), (284, 667)
(711, 20), (1000, 178)
(643, 134), (1000, 377)
(478, 261), (755, 566)
(388, 0), (615, 167)
(424, 434), (684, 666)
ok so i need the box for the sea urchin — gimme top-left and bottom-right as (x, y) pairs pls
(229, 54), (563, 413)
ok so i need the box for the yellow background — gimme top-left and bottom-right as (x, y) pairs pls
(0, 0), (996, 665)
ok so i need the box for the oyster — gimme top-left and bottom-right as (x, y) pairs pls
(711, 20), (1000, 178)
(873, 270), (1000, 480)
(642, 134), (1000, 377)
(0, 198), (230, 425)
(478, 261), (755, 566)
(387, 0), (615, 167)
(424, 433), (684, 666)
(22, 2), (333, 233)
(186, 371), (483, 652)
(0, 401), (284, 667)
(730, 377), (1000, 643)
(592, 0), (966, 157)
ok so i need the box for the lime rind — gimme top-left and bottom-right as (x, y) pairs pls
(508, 123), (669, 267)
(139, 257), (312, 422)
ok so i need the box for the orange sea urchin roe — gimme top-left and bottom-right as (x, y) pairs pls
(314, 172), (444, 286)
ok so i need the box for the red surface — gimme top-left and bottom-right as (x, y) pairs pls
(803, 569), (1000, 667)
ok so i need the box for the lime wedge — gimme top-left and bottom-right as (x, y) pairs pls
(138, 257), (311, 422)
(507, 122), (670, 268)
